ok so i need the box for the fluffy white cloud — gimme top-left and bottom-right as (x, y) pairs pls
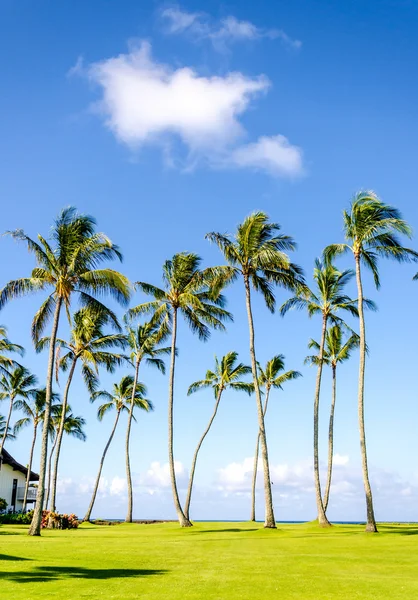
(142, 460), (188, 489)
(333, 454), (350, 466)
(85, 41), (302, 176)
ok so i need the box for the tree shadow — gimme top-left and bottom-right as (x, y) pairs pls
(381, 526), (418, 536)
(0, 566), (167, 584)
(0, 554), (31, 561)
(195, 528), (259, 534)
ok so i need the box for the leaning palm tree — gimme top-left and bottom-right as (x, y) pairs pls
(37, 306), (128, 512)
(129, 253), (232, 527)
(124, 319), (170, 522)
(0, 207), (130, 535)
(206, 212), (305, 528)
(13, 388), (60, 512)
(185, 351), (253, 520)
(84, 375), (152, 522)
(306, 325), (360, 512)
(324, 190), (418, 532)
(281, 259), (360, 526)
(250, 356), (301, 522)
(0, 365), (36, 458)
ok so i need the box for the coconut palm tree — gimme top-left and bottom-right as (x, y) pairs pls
(324, 190), (418, 532)
(0, 366), (36, 458)
(206, 212), (305, 528)
(0, 207), (130, 535)
(0, 325), (24, 377)
(123, 319), (170, 522)
(13, 388), (60, 512)
(83, 375), (152, 522)
(37, 306), (128, 512)
(0, 415), (15, 442)
(129, 253), (232, 527)
(281, 259), (360, 526)
(250, 356), (301, 522)
(305, 325), (360, 512)
(45, 404), (87, 511)
(185, 351), (253, 520)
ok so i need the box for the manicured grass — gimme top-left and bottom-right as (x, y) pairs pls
(1, 521), (418, 598)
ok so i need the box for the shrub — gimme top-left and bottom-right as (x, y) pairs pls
(41, 510), (79, 529)
(0, 497), (7, 512)
(0, 510), (33, 525)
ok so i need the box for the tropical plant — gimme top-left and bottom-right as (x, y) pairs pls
(0, 365), (35, 458)
(84, 375), (152, 522)
(37, 306), (128, 512)
(0, 415), (15, 442)
(206, 212), (305, 528)
(324, 190), (418, 532)
(281, 258), (360, 526)
(250, 356), (301, 521)
(123, 319), (169, 522)
(0, 207), (130, 535)
(185, 351), (253, 520)
(306, 325), (360, 512)
(0, 325), (24, 377)
(14, 387), (60, 512)
(129, 253), (232, 527)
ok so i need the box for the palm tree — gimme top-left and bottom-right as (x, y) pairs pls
(0, 325), (24, 377)
(45, 404), (86, 511)
(84, 375), (152, 522)
(306, 325), (359, 512)
(324, 190), (418, 532)
(281, 259), (359, 526)
(37, 306), (128, 512)
(0, 207), (130, 535)
(206, 212), (305, 528)
(0, 365), (36, 458)
(0, 415), (15, 442)
(250, 356), (301, 522)
(185, 352), (253, 520)
(13, 388), (60, 512)
(129, 253), (232, 527)
(124, 319), (170, 522)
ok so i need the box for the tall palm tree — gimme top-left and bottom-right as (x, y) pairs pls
(0, 325), (24, 377)
(185, 351), (253, 520)
(281, 259), (360, 526)
(0, 207), (130, 535)
(324, 190), (418, 532)
(13, 388), (60, 512)
(0, 415), (15, 442)
(305, 325), (360, 512)
(129, 253), (232, 527)
(206, 212), (305, 528)
(124, 319), (169, 522)
(0, 365), (36, 458)
(83, 375), (152, 522)
(250, 356), (301, 522)
(37, 306), (128, 512)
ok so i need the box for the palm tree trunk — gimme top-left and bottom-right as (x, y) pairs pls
(84, 410), (121, 522)
(244, 277), (276, 528)
(0, 393), (15, 458)
(184, 388), (223, 520)
(49, 356), (78, 513)
(45, 436), (57, 511)
(323, 365), (336, 513)
(125, 357), (140, 523)
(313, 315), (331, 527)
(29, 296), (63, 536)
(168, 308), (192, 527)
(23, 423), (38, 512)
(250, 386), (271, 522)
(355, 254), (378, 533)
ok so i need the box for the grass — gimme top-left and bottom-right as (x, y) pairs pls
(1, 521), (418, 598)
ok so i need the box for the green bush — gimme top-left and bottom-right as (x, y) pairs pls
(0, 510), (33, 524)
(0, 497), (7, 511)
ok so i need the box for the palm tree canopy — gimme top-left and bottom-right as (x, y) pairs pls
(305, 325), (360, 368)
(206, 211), (306, 312)
(0, 207), (131, 342)
(91, 374), (153, 421)
(0, 325), (25, 375)
(323, 191), (418, 288)
(129, 252), (233, 341)
(50, 404), (87, 442)
(258, 355), (302, 390)
(0, 366), (38, 403)
(13, 387), (61, 432)
(188, 351), (254, 398)
(124, 317), (171, 374)
(0, 415), (15, 441)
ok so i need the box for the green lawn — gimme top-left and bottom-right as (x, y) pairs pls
(1, 521), (418, 598)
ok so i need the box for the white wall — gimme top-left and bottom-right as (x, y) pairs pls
(0, 463), (26, 511)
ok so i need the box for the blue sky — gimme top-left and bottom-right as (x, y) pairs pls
(1, 0), (418, 521)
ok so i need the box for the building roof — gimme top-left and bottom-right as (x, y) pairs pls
(0, 448), (39, 481)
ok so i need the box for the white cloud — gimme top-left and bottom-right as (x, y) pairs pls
(86, 41), (302, 177)
(142, 460), (188, 489)
(333, 454), (350, 466)
(161, 6), (202, 33)
(110, 476), (127, 496)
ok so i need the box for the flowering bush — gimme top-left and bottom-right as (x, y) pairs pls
(41, 510), (79, 529)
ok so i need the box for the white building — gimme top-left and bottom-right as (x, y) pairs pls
(0, 448), (39, 512)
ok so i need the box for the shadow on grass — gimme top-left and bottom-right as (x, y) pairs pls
(380, 526), (418, 536)
(0, 555), (31, 561)
(194, 528), (259, 534)
(0, 566), (167, 584)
